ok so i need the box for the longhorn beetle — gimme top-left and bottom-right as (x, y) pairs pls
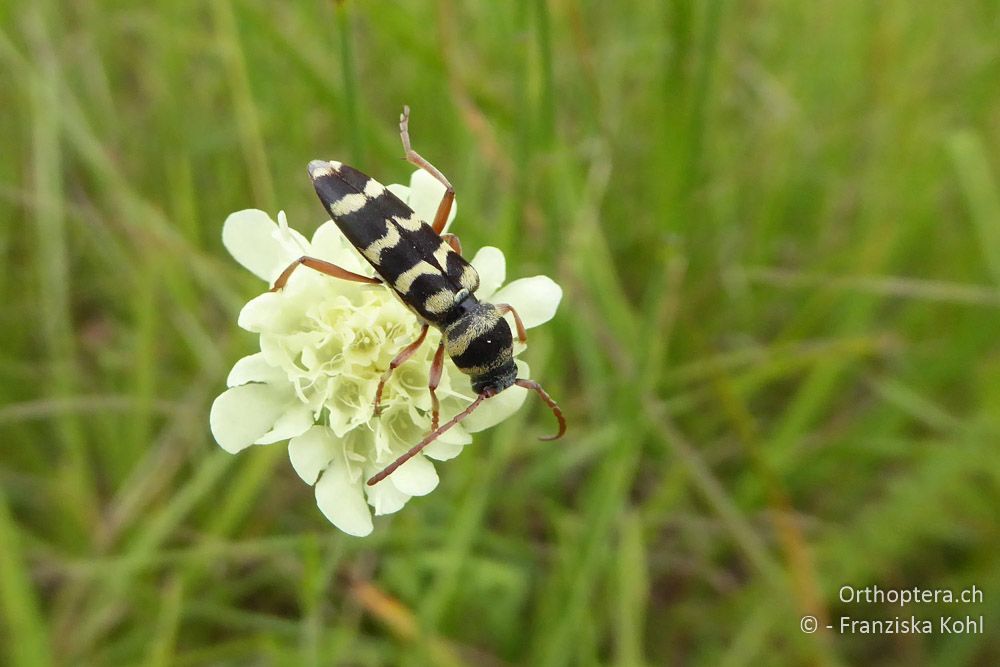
(271, 106), (565, 486)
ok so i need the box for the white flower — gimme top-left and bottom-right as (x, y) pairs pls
(210, 169), (563, 536)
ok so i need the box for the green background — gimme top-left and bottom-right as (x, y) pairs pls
(1, 1), (998, 665)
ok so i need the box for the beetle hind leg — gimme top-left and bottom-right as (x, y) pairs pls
(400, 105), (455, 235)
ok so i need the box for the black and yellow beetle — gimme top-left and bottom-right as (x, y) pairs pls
(271, 107), (565, 486)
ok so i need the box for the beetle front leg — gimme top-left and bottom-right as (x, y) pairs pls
(374, 324), (429, 417)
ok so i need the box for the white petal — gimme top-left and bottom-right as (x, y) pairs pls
(316, 460), (373, 536)
(490, 276), (563, 329)
(288, 426), (337, 485)
(440, 365), (477, 402)
(469, 246), (506, 301)
(222, 209), (295, 282)
(406, 169), (457, 229)
(227, 352), (287, 387)
(437, 421), (472, 445)
(462, 386), (528, 433)
(209, 383), (290, 453)
(388, 454), (439, 496)
(421, 410), (471, 460)
(237, 292), (286, 332)
(309, 221), (369, 273)
(462, 360), (530, 433)
(365, 478), (410, 516)
(255, 403), (314, 444)
(274, 211), (310, 258)
(386, 183), (410, 202)
(422, 440), (465, 461)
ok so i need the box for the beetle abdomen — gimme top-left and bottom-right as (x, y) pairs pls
(308, 160), (479, 323)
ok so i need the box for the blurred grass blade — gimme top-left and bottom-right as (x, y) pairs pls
(614, 512), (648, 667)
(948, 131), (1000, 286)
(0, 491), (53, 667)
(210, 0), (275, 210)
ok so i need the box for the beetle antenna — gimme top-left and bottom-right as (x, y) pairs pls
(367, 394), (487, 486)
(514, 379), (566, 441)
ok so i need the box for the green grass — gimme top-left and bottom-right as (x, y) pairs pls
(1, 1), (999, 665)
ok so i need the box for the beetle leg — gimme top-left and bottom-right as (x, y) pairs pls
(374, 325), (429, 417)
(494, 303), (527, 343)
(271, 256), (381, 292)
(400, 105), (455, 234)
(441, 233), (463, 256)
(427, 340), (446, 430)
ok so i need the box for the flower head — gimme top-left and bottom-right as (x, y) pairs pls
(210, 169), (562, 535)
